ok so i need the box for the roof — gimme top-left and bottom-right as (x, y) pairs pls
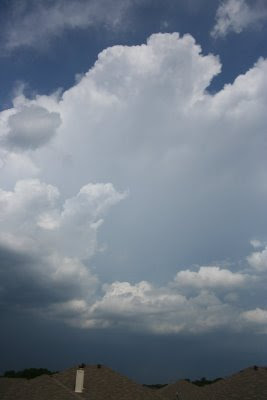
(159, 366), (267, 400)
(54, 364), (165, 400)
(1, 365), (267, 400)
(0, 375), (81, 400)
(159, 379), (201, 400)
(0, 378), (29, 400)
(1, 365), (165, 400)
(195, 366), (267, 400)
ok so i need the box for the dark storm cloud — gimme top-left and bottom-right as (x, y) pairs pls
(0, 315), (266, 383)
(0, 244), (36, 304)
(0, 243), (89, 309)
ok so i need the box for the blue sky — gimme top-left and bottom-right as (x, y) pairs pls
(1, 0), (267, 106)
(1, 0), (267, 383)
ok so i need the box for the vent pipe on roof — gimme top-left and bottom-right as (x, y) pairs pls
(75, 368), (85, 393)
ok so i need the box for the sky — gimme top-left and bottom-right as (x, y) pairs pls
(1, 0), (267, 384)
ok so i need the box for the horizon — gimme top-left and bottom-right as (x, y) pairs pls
(1, 362), (264, 385)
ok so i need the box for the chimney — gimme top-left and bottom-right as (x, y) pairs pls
(75, 367), (85, 393)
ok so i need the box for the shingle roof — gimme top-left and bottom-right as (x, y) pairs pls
(195, 366), (267, 400)
(1, 365), (166, 400)
(54, 364), (166, 400)
(1, 365), (267, 400)
(159, 379), (201, 400)
(0, 378), (29, 400)
(159, 366), (267, 400)
(0, 375), (80, 400)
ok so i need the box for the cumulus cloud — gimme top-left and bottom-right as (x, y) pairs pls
(48, 280), (240, 334)
(88, 282), (239, 333)
(247, 246), (267, 271)
(45, 266), (262, 334)
(211, 0), (267, 38)
(1, 32), (267, 335)
(240, 308), (267, 333)
(0, 179), (127, 259)
(241, 308), (267, 324)
(0, 179), (126, 309)
(3, 0), (131, 50)
(174, 266), (247, 288)
(0, 150), (39, 187)
(250, 239), (264, 249)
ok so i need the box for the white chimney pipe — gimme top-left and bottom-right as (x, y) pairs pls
(75, 368), (84, 393)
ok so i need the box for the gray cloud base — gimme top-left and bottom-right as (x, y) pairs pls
(3, 105), (61, 150)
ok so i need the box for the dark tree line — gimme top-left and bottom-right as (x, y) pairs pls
(2, 368), (222, 386)
(190, 377), (223, 386)
(1, 368), (56, 379)
(143, 377), (223, 389)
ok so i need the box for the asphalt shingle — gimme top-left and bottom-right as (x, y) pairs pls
(54, 364), (165, 400)
(159, 366), (267, 400)
(1, 365), (267, 400)
(159, 379), (202, 400)
(196, 366), (267, 400)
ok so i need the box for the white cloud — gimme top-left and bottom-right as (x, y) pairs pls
(0, 179), (60, 231)
(0, 180), (126, 250)
(48, 280), (239, 334)
(45, 268), (265, 334)
(250, 239), (264, 249)
(3, 0), (131, 50)
(56, 183), (127, 258)
(1, 32), (267, 335)
(247, 246), (267, 271)
(174, 266), (247, 288)
(241, 307), (267, 324)
(211, 0), (267, 38)
(0, 151), (39, 186)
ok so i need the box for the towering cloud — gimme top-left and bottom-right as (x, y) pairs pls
(0, 33), (267, 334)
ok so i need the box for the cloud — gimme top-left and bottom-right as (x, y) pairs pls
(1, 32), (267, 335)
(3, 0), (131, 50)
(0, 179), (126, 309)
(48, 280), (240, 334)
(241, 308), (267, 333)
(2, 106), (61, 151)
(0, 243), (98, 308)
(211, 0), (267, 38)
(247, 246), (267, 271)
(174, 266), (248, 288)
(0, 179), (127, 260)
(241, 308), (267, 324)
(45, 264), (264, 334)
(250, 239), (264, 249)
(0, 150), (39, 187)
